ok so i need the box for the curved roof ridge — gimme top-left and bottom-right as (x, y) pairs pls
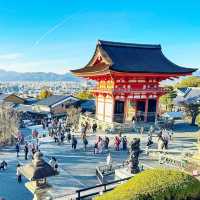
(98, 40), (161, 49)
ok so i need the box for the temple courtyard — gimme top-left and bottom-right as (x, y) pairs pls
(0, 120), (199, 200)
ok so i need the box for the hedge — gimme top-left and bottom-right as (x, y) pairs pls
(95, 168), (200, 200)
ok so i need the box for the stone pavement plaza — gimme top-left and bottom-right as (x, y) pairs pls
(0, 120), (199, 200)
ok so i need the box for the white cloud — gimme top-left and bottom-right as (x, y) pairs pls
(0, 53), (23, 60)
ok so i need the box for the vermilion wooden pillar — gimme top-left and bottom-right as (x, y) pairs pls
(156, 96), (160, 118)
(124, 96), (129, 122)
(144, 98), (149, 122)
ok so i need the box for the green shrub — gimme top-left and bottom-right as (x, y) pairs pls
(95, 168), (200, 200)
(196, 114), (200, 126)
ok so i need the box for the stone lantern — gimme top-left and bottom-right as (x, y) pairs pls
(19, 152), (57, 200)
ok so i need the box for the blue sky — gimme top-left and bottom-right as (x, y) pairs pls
(0, 0), (200, 74)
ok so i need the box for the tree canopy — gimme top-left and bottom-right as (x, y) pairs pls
(37, 89), (53, 100)
(160, 86), (177, 111)
(74, 90), (93, 100)
(181, 101), (200, 125)
(175, 76), (200, 88)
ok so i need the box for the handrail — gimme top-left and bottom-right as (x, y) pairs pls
(75, 176), (132, 200)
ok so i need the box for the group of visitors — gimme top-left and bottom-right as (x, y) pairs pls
(114, 134), (128, 151)
(81, 122), (98, 136)
(93, 134), (128, 154)
(145, 126), (173, 150)
(94, 136), (109, 154)
(15, 139), (40, 160)
(48, 119), (67, 144)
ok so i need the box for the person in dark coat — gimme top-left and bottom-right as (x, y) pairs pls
(31, 144), (36, 159)
(72, 135), (77, 150)
(104, 136), (110, 150)
(61, 133), (65, 143)
(16, 143), (20, 157)
(67, 132), (71, 143)
(83, 137), (88, 151)
(92, 123), (97, 133)
(122, 136), (128, 151)
(24, 143), (29, 160)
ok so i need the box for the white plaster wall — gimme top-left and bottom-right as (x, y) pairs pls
(104, 96), (114, 123)
(97, 96), (104, 121)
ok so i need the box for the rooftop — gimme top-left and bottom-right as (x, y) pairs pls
(35, 95), (79, 107)
(71, 40), (197, 76)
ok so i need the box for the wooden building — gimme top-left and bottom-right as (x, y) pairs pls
(33, 95), (79, 117)
(0, 93), (25, 104)
(71, 40), (196, 123)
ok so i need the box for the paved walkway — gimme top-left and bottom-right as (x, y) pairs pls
(0, 121), (199, 200)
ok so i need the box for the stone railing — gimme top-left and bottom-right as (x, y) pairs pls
(79, 114), (124, 132)
(79, 114), (160, 133)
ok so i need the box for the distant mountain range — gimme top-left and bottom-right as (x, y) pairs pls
(0, 69), (81, 81)
(0, 68), (198, 82)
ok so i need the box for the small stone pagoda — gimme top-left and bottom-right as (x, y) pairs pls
(71, 40), (196, 123)
(20, 152), (57, 200)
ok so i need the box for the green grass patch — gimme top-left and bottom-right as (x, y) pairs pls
(95, 168), (200, 200)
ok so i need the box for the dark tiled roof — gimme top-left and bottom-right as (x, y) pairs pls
(174, 87), (200, 104)
(71, 40), (197, 75)
(35, 95), (78, 107)
(99, 40), (196, 74)
(178, 87), (189, 94)
(0, 93), (11, 101)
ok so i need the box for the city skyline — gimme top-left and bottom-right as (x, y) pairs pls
(0, 0), (200, 73)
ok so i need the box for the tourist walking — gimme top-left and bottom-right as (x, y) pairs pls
(157, 133), (165, 150)
(122, 136), (128, 151)
(92, 123), (97, 133)
(104, 136), (110, 150)
(61, 132), (65, 143)
(114, 136), (121, 151)
(54, 134), (58, 143)
(83, 137), (88, 151)
(72, 135), (77, 150)
(97, 137), (103, 153)
(31, 144), (36, 159)
(16, 142), (20, 157)
(67, 132), (71, 143)
(146, 133), (153, 147)
(16, 164), (22, 183)
(36, 138), (40, 151)
(94, 142), (98, 154)
(140, 126), (144, 135)
(162, 129), (170, 149)
(32, 129), (38, 138)
(149, 125), (154, 133)
(24, 143), (29, 160)
(0, 160), (7, 171)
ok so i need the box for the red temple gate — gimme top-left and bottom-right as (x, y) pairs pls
(71, 40), (196, 123)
